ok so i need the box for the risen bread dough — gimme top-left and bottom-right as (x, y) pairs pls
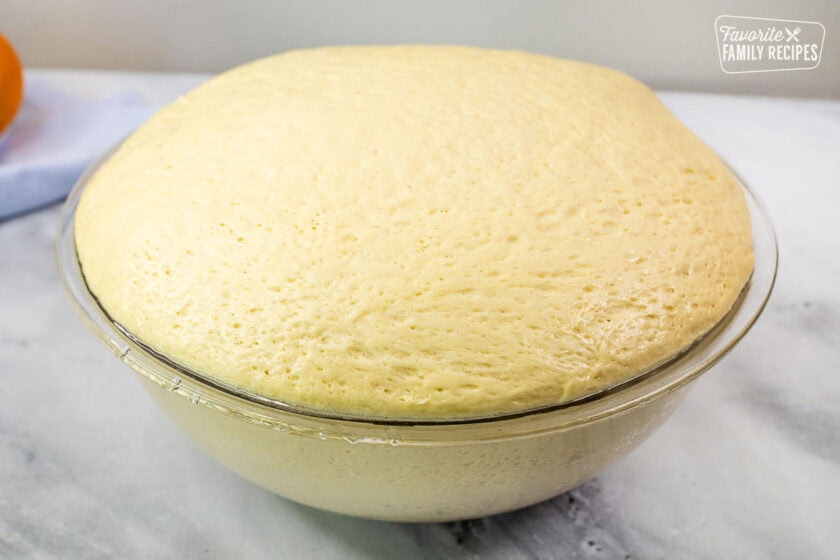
(75, 46), (754, 419)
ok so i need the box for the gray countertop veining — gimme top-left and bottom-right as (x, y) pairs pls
(1, 70), (838, 559)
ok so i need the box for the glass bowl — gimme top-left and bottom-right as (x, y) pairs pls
(56, 153), (777, 522)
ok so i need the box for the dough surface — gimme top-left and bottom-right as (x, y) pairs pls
(75, 46), (754, 419)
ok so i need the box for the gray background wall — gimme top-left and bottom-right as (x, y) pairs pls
(1, 0), (837, 97)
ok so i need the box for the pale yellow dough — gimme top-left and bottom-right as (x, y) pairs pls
(75, 46), (754, 419)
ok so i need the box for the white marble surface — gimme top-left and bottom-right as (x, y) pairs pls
(1, 70), (838, 559)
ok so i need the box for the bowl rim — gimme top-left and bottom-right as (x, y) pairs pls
(57, 147), (778, 439)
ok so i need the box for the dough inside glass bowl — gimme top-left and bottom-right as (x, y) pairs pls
(73, 45), (754, 420)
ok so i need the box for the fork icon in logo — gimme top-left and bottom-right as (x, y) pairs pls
(785, 26), (802, 42)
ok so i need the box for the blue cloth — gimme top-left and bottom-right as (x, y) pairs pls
(0, 77), (150, 220)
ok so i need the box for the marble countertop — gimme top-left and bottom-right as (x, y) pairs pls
(1, 70), (838, 559)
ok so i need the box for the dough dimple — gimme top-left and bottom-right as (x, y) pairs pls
(75, 46), (754, 419)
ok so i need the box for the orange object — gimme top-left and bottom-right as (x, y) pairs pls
(0, 34), (24, 135)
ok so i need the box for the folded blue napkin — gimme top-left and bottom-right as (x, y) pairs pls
(0, 76), (151, 220)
